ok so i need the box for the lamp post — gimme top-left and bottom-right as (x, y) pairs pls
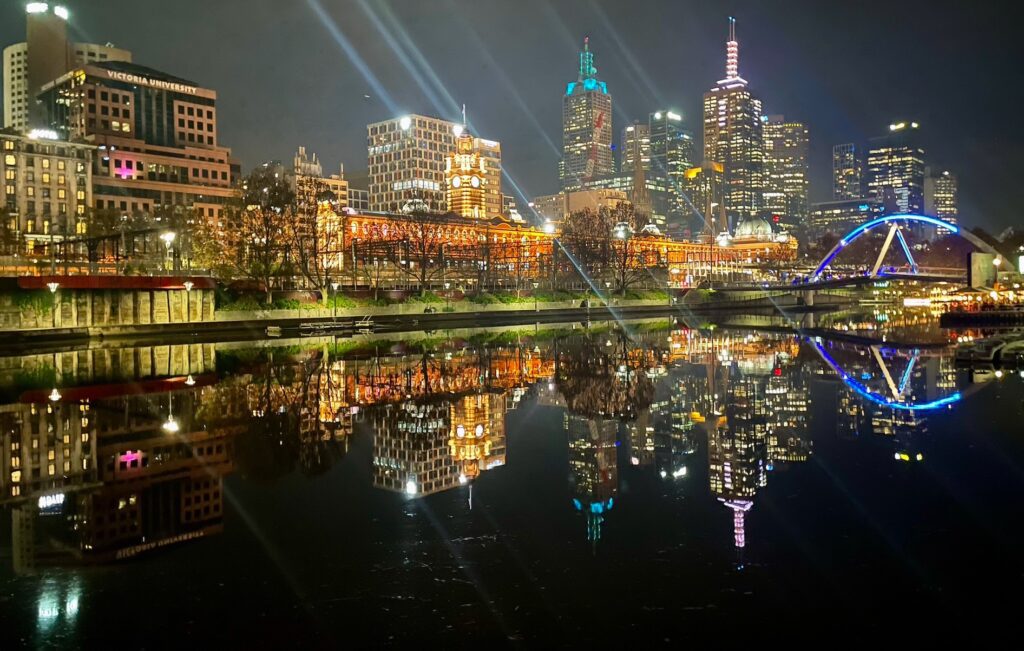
(47, 281), (59, 328)
(605, 281), (612, 307)
(331, 281), (340, 323)
(444, 281), (450, 310)
(533, 281), (540, 312)
(160, 231), (176, 273)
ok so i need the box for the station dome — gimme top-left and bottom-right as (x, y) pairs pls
(732, 216), (774, 241)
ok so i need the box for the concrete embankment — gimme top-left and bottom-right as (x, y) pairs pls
(0, 290), (854, 353)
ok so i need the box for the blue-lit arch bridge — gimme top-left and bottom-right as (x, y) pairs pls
(719, 214), (1008, 291)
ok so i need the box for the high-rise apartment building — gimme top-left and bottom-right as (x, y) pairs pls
(924, 168), (957, 226)
(702, 18), (764, 224)
(762, 115), (809, 230)
(867, 121), (925, 214)
(648, 110), (694, 227)
(3, 4), (132, 132)
(832, 143), (862, 200)
(561, 37), (613, 189)
(39, 61), (236, 219)
(367, 114), (458, 214)
(620, 122), (650, 173)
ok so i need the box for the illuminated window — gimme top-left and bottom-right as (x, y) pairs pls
(57, 160), (65, 170)
(42, 173), (50, 183)
(3, 154), (14, 165)
(42, 159), (50, 169)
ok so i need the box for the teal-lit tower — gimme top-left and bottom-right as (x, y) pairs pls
(561, 37), (613, 190)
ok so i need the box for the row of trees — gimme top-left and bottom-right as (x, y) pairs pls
(188, 166), (674, 301)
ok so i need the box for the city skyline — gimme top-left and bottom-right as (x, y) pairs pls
(0, 1), (1019, 231)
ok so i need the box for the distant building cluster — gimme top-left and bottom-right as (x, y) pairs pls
(0, 3), (962, 263)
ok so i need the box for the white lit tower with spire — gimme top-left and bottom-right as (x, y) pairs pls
(702, 17), (765, 228)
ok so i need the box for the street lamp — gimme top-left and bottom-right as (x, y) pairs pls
(605, 280), (612, 306)
(331, 281), (341, 323)
(532, 281), (540, 312)
(160, 231), (176, 273)
(444, 281), (451, 310)
(162, 393), (179, 433)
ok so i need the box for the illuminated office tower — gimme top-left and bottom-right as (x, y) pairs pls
(445, 128), (487, 219)
(367, 114), (458, 213)
(832, 143), (862, 200)
(649, 110), (695, 227)
(924, 168), (958, 226)
(3, 4), (132, 131)
(762, 115), (809, 230)
(561, 37), (613, 189)
(472, 136), (503, 219)
(620, 122), (650, 173)
(867, 121), (925, 214)
(702, 18), (764, 224)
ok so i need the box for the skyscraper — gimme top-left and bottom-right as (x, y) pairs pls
(471, 136), (503, 219)
(832, 143), (862, 200)
(762, 115), (809, 230)
(867, 121), (925, 214)
(3, 4), (132, 131)
(367, 114), (458, 214)
(649, 110), (695, 229)
(924, 168), (958, 226)
(620, 122), (650, 173)
(561, 37), (613, 189)
(702, 18), (764, 225)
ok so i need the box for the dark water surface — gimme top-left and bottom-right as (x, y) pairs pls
(1, 318), (1022, 647)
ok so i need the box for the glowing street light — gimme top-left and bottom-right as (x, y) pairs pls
(162, 415), (180, 433)
(48, 388), (61, 402)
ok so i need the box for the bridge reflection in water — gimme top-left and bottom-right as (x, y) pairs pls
(0, 319), (981, 575)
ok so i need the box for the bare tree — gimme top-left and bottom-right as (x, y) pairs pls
(196, 165), (294, 303)
(386, 213), (449, 296)
(291, 177), (344, 305)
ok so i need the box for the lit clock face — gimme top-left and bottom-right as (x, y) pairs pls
(470, 176), (480, 188)
(452, 176), (461, 188)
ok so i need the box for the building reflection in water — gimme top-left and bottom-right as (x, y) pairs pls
(0, 321), (970, 572)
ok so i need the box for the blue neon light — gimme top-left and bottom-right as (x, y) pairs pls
(813, 214), (959, 278)
(813, 341), (960, 411)
(898, 356), (917, 395)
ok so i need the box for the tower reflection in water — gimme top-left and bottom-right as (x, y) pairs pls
(0, 323), (969, 573)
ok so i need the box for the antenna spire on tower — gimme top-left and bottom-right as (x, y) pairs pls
(719, 16), (746, 86)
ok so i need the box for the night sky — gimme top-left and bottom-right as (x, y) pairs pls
(1, 0), (1020, 231)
